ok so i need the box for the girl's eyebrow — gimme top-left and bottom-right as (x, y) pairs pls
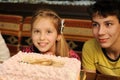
(32, 28), (36, 29)
(32, 28), (39, 30)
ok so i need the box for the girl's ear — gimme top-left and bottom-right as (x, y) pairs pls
(57, 34), (61, 41)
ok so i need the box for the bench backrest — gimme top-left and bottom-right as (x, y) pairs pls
(0, 14), (23, 56)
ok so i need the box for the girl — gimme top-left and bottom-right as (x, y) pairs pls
(21, 9), (80, 60)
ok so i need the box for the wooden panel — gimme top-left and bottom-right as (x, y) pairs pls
(21, 16), (32, 48)
(0, 14), (23, 56)
(64, 18), (93, 42)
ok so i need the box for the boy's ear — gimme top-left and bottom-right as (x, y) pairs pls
(57, 35), (61, 41)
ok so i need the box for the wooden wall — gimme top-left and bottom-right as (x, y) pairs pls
(0, 3), (90, 19)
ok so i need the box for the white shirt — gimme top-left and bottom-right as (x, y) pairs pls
(0, 32), (10, 62)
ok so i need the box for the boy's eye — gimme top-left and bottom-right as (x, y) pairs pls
(92, 23), (99, 27)
(105, 23), (112, 26)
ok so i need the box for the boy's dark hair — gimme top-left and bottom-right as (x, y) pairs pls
(88, 0), (120, 21)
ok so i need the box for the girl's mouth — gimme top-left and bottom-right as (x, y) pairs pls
(38, 42), (47, 47)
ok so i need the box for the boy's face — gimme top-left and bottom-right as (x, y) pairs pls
(31, 18), (60, 55)
(92, 15), (120, 48)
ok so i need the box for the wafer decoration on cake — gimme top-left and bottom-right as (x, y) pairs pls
(20, 56), (65, 67)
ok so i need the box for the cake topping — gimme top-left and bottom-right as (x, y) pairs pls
(20, 57), (65, 67)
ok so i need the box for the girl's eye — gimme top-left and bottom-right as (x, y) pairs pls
(33, 30), (39, 33)
(47, 30), (52, 33)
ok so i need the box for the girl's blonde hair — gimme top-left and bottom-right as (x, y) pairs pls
(31, 9), (70, 57)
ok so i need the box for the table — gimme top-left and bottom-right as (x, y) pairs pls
(80, 71), (120, 80)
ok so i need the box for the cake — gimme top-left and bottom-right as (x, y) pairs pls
(0, 51), (80, 80)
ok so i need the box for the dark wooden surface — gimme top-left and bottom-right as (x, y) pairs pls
(0, 3), (90, 19)
(80, 71), (120, 80)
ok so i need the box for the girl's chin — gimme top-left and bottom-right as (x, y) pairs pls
(39, 50), (47, 53)
(39, 51), (54, 55)
(38, 49), (47, 53)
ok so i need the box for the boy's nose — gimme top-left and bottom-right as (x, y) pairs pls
(98, 26), (106, 35)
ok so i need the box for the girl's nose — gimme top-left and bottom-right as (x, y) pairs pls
(40, 33), (45, 40)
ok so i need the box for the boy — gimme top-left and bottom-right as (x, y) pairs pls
(82, 0), (120, 76)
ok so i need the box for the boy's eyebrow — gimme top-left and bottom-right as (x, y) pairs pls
(91, 20), (98, 23)
(103, 19), (115, 23)
(104, 20), (113, 22)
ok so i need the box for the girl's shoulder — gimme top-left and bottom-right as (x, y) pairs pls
(69, 50), (80, 60)
(20, 45), (34, 53)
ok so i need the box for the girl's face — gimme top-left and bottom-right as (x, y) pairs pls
(92, 15), (120, 48)
(31, 17), (60, 55)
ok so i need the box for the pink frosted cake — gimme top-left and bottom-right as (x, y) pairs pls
(0, 51), (80, 80)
